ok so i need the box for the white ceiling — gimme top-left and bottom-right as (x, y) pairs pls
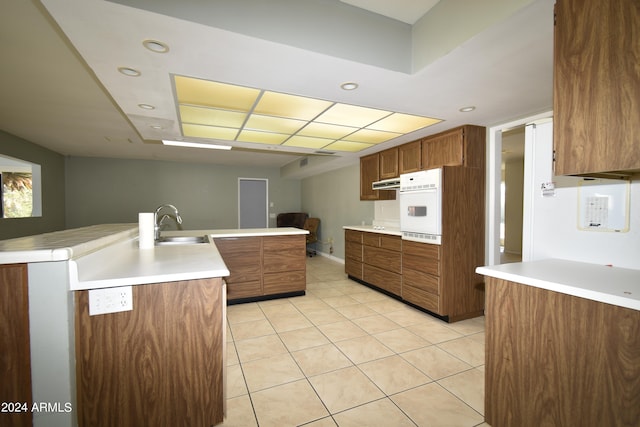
(0, 0), (554, 177)
(341, 0), (441, 24)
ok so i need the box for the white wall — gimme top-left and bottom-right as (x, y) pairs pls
(523, 121), (640, 270)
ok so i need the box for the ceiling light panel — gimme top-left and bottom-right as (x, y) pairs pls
(254, 91), (332, 120)
(244, 114), (307, 134)
(368, 113), (442, 133)
(237, 130), (290, 144)
(342, 128), (400, 144)
(315, 104), (392, 128)
(173, 75), (442, 153)
(179, 105), (246, 128)
(283, 135), (335, 149)
(175, 76), (260, 111)
(182, 123), (239, 140)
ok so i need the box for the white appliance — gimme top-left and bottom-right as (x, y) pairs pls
(399, 169), (442, 244)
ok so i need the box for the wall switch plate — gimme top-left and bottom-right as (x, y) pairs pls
(89, 286), (133, 316)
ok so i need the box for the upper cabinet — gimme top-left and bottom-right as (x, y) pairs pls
(399, 140), (422, 174)
(553, 0), (640, 177)
(422, 125), (485, 170)
(379, 147), (399, 179)
(360, 153), (396, 200)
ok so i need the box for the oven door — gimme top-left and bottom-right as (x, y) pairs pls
(400, 189), (442, 243)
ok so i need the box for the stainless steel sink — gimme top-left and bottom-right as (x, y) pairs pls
(155, 235), (208, 246)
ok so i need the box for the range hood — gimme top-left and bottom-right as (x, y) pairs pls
(372, 177), (400, 190)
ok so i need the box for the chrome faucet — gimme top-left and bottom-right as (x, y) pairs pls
(154, 204), (183, 239)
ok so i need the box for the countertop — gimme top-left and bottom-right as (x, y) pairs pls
(343, 225), (402, 236)
(0, 224), (308, 290)
(477, 259), (640, 311)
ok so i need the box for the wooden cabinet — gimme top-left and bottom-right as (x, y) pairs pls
(402, 241), (440, 314)
(485, 277), (640, 426)
(0, 264), (32, 427)
(75, 278), (226, 427)
(215, 234), (307, 302)
(360, 153), (396, 201)
(553, 0), (640, 177)
(399, 140), (422, 174)
(344, 230), (363, 280)
(379, 147), (399, 179)
(215, 236), (262, 300)
(421, 125), (485, 170)
(362, 232), (402, 296)
(263, 235), (306, 295)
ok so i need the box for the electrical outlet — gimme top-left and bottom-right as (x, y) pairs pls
(89, 286), (133, 316)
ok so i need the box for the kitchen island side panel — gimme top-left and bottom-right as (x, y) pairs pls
(485, 277), (640, 427)
(75, 278), (224, 427)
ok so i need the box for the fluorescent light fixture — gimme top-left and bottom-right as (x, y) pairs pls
(162, 140), (232, 150)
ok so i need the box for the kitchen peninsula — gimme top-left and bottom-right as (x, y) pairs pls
(477, 260), (640, 427)
(0, 224), (307, 427)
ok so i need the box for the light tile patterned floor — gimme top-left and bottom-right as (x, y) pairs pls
(222, 256), (490, 427)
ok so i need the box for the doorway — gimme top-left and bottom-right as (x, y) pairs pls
(486, 111), (552, 266)
(238, 178), (268, 229)
(500, 126), (525, 263)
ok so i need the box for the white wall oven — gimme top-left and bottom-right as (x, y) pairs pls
(399, 169), (442, 244)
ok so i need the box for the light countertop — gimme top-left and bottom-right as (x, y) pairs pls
(0, 224), (308, 290)
(343, 225), (402, 236)
(477, 259), (640, 311)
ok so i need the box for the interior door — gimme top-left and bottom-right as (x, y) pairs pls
(238, 178), (268, 229)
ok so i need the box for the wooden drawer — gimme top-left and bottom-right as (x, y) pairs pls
(227, 281), (262, 300)
(263, 249), (305, 273)
(402, 284), (440, 314)
(363, 264), (401, 296)
(214, 236), (261, 255)
(363, 232), (402, 251)
(363, 246), (401, 274)
(346, 240), (363, 262)
(263, 235), (305, 251)
(402, 240), (440, 276)
(402, 268), (439, 295)
(345, 229), (363, 243)
(263, 271), (306, 295)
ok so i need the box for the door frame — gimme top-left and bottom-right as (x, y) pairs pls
(486, 110), (552, 266)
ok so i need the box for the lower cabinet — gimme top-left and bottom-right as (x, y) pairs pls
(0, 264), (32, 427)
(485, 277), (640, 426)
(345, 229), (484, 322)
(215, 234), (306, 302)
(74, 278), (226, 427)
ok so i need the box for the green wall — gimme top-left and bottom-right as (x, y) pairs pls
(301, 163), (374, 260)
(0, 130), (65, 239)
(65, 156), (302, 230)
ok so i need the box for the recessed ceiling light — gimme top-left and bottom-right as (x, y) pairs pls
(143, 39), (169, 53)
(340, 82), (359, 91)
(138, 103), (155, 110)
(118, 67), (141, 77)
(162, 140), (232, 150)
(459, 106), (476, 112)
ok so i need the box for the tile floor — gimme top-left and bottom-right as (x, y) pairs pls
(222, 256), (490, 427)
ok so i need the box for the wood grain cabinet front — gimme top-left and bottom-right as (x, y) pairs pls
(344, 230), (364, 280)
(362, 232), (402, 296)
(214, 236), (262, 300)
(75, 278), (225, 427)
(421, 125), (485, 170)
(263, 235), (306, 295)
(0, 264), (32, 427)
(553, 0), (640, 176)
(360, 153), (396, 201)
(402, 240), (441, 314)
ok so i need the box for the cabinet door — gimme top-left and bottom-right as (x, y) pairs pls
(0, 264), (32, 427)
(214, 237), (262, 299)
(360, 154), (396, 201)
(553, 0), (640, 176)
(379, 147), (399, 179)
(399, 140), (422, 174)
(422, 129), (463, 168)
